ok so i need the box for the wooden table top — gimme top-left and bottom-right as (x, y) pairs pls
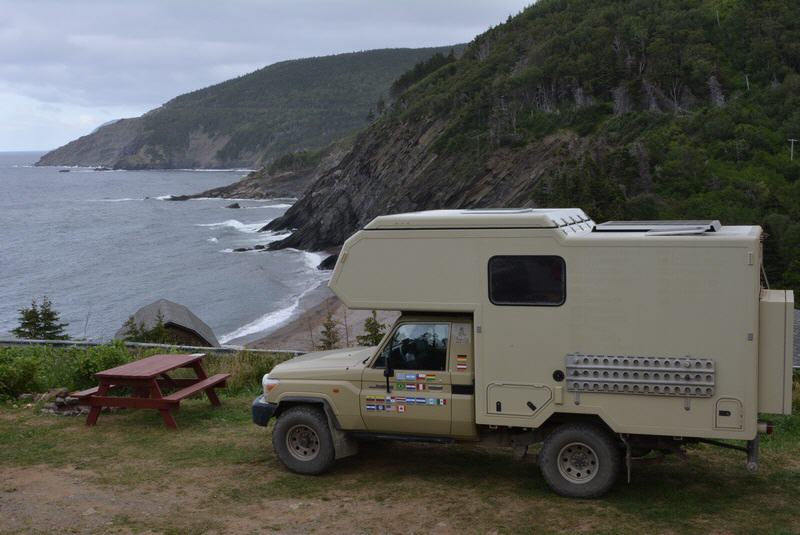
(95, 353), (205, 380)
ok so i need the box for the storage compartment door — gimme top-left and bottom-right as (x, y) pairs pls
(487, 383), (551, 417)
(715, 398), (743, 430)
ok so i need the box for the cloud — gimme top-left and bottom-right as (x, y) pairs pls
(0, 0), (532, 150)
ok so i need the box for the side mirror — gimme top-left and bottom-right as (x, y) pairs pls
(383, 367), (394, 378)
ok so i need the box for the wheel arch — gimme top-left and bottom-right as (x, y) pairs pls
(275, 396), (343, 430)
(540, 412), (618, 438)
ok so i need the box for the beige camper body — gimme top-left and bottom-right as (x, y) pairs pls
(330, 209), (793, 441)
(255, 208), (793, 497)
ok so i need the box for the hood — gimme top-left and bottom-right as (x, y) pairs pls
(270, 346), (375, 378)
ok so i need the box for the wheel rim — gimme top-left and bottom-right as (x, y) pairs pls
(557, 441), (599, 484)
(285, 424), (320, 462)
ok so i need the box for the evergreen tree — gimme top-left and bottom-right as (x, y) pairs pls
(316, 311), (342, 350)
(356, 310), (387, 346)
(37, 297), (69, 340)
(122, 311), (176, 344)
(12, 297), (69, 340)
(12, 299), (42, 339)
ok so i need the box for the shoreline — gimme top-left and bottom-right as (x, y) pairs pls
(245, 283), (399, 352)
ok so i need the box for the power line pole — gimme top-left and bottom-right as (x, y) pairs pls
(790, 139), (798, 161)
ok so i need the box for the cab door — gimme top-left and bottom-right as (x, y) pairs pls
(360, 322), (452, 435)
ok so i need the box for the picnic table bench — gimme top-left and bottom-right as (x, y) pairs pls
(70, 353), (229, 429)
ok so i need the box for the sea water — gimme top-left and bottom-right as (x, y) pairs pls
(0, 151), (328, 345)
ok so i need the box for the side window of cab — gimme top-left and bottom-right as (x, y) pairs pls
(373, 323), (449, 371)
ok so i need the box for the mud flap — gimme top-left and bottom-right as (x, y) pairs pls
(331, 425), (359, 459)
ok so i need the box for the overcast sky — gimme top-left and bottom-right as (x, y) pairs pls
(0, 0), (531, 151)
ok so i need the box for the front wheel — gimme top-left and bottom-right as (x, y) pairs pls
(272, 405), (335, 475)
(538, 423), (621, 498)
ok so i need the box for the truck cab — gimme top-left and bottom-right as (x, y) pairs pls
(253, 208), (795, 498)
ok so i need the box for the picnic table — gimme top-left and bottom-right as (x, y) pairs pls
(70, 353), (229, 429)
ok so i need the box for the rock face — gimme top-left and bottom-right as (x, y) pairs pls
(35, 47), (461, 169)
(266, 117), (582, 251)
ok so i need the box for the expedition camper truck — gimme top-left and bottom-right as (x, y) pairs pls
(252, 208), (795, 498)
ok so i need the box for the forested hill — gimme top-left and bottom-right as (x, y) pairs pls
(268, 0), (800, 295)
(36, 47), (460, 169)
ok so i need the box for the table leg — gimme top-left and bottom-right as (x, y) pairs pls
(86, 381), (110, 426)
(191, 361), (222, 407)
(149, 379), (178, 429)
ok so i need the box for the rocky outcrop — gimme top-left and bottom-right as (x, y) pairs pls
(36, 119), (143, 168)
(172, 139), (350, 201)
(265, 115), (589, 251)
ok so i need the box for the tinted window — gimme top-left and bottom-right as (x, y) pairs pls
(374, 323), (449, 371)
(488, 256), (565, 306)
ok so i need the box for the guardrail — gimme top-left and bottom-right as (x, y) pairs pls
(0, 338), (305, 356)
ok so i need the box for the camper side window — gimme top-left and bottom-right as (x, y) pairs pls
(374, 323), (449, 371)
(488, 255), (565, 306)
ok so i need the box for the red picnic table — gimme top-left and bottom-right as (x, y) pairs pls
(70, 353), (230, 429)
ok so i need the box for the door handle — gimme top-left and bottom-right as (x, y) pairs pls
(527, 401), (537, 412)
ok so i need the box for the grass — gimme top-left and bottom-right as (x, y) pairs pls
(0, 384), (798, 533)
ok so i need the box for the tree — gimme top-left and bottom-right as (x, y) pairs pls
(12, 300), (41, 339)
(356, 310), (387, 346)
(12, 297), (69, 340)
(122, 311), (177, 344)
(316, 311), (342, 350)
(38, 297), (69, 340)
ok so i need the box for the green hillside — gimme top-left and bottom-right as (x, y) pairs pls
(269, 0), (800, 295)
(36, 47), (461, 169)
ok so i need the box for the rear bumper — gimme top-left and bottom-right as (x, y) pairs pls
(252, 395), (277, 426)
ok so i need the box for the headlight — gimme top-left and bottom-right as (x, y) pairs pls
(262, 373), (280, 395)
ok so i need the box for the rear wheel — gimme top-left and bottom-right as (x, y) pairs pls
(538, 423), (621, 498)
(272, 405), (335, 474)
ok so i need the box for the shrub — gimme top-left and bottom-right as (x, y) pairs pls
(70, 343), (132, 390)
(204, 351), (292, 395)
(0, 350), (40, 399)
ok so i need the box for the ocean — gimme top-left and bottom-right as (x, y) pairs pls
(0, 151), (329, 346)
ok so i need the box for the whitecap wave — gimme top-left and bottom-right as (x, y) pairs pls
(218, 249), (329, 344)
(195, 219), (272, 233)
(207, 237), (218, 243)
(218, 285), (315, 343)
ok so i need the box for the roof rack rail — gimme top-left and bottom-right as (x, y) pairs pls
(594, 220), (721, 235)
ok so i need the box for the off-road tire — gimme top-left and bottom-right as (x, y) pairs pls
(538, 423), (621, 498)
(272, 405), (335, 475)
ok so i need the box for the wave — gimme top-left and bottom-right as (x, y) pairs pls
(207, 237), (218, 243)
(218, 248), (329, 344)
(218, 278), (322, 344)
(217, 232), (292, 253)
(195, 219), (273, 233)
